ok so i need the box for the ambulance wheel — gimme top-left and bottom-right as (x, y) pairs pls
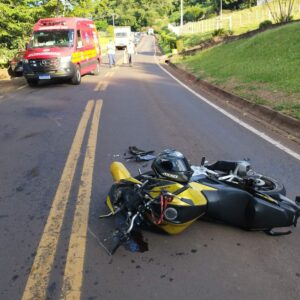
(92, 61), (100, 75)
(26, 78), (38, 87)
(71, 65), (81, 85)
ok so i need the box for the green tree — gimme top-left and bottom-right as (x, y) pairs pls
(184, 5), (204, 22)
(0, 1), (38, 50)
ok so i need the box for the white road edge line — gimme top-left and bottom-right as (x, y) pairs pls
(153, 41), (300, 162)
(17, 85), (27, 90)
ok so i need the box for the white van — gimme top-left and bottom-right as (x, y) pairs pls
(148, 28), (154, 35)
(114, 26), (131, 50)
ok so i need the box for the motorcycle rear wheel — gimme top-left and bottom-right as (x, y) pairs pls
(251, 175), (286, 196)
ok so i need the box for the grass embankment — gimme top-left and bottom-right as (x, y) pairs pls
(181, 32), (213, 49)
(175, 22), (300, 120)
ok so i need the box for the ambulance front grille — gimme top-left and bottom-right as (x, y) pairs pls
(29, 58), (60, 72)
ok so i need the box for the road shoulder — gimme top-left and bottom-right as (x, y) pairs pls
(0, 74), (26, 96)
(161, 60), (300, 146)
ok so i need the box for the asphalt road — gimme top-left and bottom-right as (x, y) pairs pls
(0, 36), (300, 300)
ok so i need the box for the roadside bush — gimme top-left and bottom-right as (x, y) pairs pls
(267, 0), (295, 24)
(181, 32), (213, 48)
(166, 35), (177, 49)
(259, 20), (272, 30)
(158, 29), (177, 54)
(212, 28), (232, 37)
(279, 15), (293, 23)
(0, 48), (15, 68)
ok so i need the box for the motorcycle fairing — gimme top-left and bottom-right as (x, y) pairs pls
(110, 161), (141, 183)
(150, 203), (207, 225)
(153, 219), (197, 234)
(203, 189), (253, 228)
(144, 181), (211, 234)
(149, 181), (214, 207)
(203, 188), (298, 230)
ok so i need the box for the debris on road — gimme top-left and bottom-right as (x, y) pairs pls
(125, 146), (156, 161)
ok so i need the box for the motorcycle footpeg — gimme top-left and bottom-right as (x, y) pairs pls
(99, 211), (114, 218)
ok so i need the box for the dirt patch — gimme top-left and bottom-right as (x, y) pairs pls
(0, 69), (26, 95)
(0, 68), (10, 80)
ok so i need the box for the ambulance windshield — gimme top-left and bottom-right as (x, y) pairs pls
(29, 30), (74, 48)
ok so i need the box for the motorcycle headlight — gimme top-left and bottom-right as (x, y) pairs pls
(164, 207), (178, 221)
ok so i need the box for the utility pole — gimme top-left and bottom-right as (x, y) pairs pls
(111, 13), (116, 27)
(180, 0), (183, 29)
(63, 0), (67, 17)
(220, 0), (223, 29)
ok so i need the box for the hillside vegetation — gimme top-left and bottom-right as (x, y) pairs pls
(175, 22), (300, 120)
(0, 0), (217, 64)
(0, 0), (253, 65)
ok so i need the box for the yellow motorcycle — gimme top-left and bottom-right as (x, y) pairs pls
(102, 149), (300, 255)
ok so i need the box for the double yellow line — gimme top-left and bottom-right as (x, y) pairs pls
(22, 100), (103, 300)
(94, 81), (108, 92)
(94, 71), (114, 92)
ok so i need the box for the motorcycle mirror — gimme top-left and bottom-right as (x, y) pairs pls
(102, 229), (126, 255)
(200, 157), (206, 167)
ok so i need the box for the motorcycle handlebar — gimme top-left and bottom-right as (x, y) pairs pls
(126, 213), (140, 234)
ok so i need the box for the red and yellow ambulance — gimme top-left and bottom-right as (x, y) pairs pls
(23, 17), (101, 86)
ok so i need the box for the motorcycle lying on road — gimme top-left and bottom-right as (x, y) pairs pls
(101, 149), (300, 255)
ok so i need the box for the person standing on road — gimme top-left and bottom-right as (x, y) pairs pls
(127, 40), (135, 66)
(107, 39), (116, 67)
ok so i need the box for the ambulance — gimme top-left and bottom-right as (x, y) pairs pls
(23, 17), (101, 86)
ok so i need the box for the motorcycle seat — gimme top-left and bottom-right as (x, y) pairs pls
(206, 161), (238, 173)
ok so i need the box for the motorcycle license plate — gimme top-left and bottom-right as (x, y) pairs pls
(39, 74), (51, 80)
